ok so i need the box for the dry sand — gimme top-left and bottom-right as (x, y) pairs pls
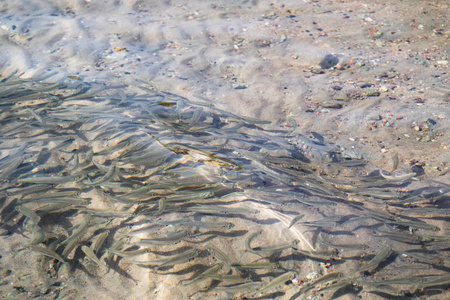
(0, 1), (449, 299)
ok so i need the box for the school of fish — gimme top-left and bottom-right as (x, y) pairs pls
(0, 73), (449, 299)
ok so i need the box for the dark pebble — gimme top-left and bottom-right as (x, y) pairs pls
(319, 54), (339, 69)
(331, 85), (342, 91)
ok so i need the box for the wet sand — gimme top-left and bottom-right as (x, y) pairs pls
(0, 1), (449, 299)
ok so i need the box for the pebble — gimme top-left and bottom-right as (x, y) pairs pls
(342, 150), (363, 159)
(319, 54), (339, 69)
(427, 118), (436, 125)
(365, 113), (381, 121)
(356, 82), (372, 88)
(232, 83), (248, 89)
(334, 92), (350, 101)
(379, 86), (389, 92)
(364, 89), (380, 97)
(310, 68), (324, 74)
(321, 101), (343, 108)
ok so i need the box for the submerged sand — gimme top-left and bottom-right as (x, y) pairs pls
(0, 1), (449, 299)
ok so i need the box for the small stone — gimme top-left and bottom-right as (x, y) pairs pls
(319, 54), (339, 69)
(310, 68), (324, 74)
(427, 118), (436, 125)
(360, 66), (371, 72)
(379, 86), (389, 92)
(342, 150), (363, 159)
(356, 82), (372, 88)
(414, 126), (421, 131)
(321, 101), (342, 108)
(365, 113), (381, 121)
(364, 89), (380, 96)
(380, 148), (388, 153)
(334, 92), (350, 101)
(232, 83), (248, 89)
(421, 136), (431, 142)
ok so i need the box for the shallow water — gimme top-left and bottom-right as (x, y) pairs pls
(0, 76), (448, 300)
(0, 1), (449, 299)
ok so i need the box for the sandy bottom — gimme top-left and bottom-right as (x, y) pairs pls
(0, 1), (449, 299)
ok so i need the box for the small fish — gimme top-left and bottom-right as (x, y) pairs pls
(373, 230), (422, 245)
(25, 223), (45, 245)
(418, 274), (450, 288)
(29, 245), (67, 264)
(207, 273), (245, 283)
(185, 205), (257, 215)
(76, 207), (132, 218)
(17, 175), (75, 184)
(293, 247), (339, 261)
(107, 248), (149, 258)
(385, 218), (440, 231)
(401, 251), (444, 266)
(58, 219), (90, 248)
(61, 238), (80, 258)
(258, 271), (297, 292)
(245, 230), (263, 254)
(136, 230), (189, 246)
(183, 263), (222, 286)
(214, 282), (263, 292)
(26, 106), (45, 125)
(357, 246), (392, 272)
(81, 245), (107, 269)
(289, 214), (305, 228)
(206, 244), (232, 273)
(155, 197), (167, 215)
(133, 249), (199, 269)
(317, 279), (352, 292)
(232, 262), (280, 270)
(300, 272), (344, 294)
(15, 205), (40, 226)
(187, 107), (204, 128)
(379, 169), (416, 181)
(0, 156), (24, 181)
(90, 230), (110, 255)
(85, 164), (116, 186)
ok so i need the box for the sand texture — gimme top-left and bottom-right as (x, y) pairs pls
(0, 1), (449, 299)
